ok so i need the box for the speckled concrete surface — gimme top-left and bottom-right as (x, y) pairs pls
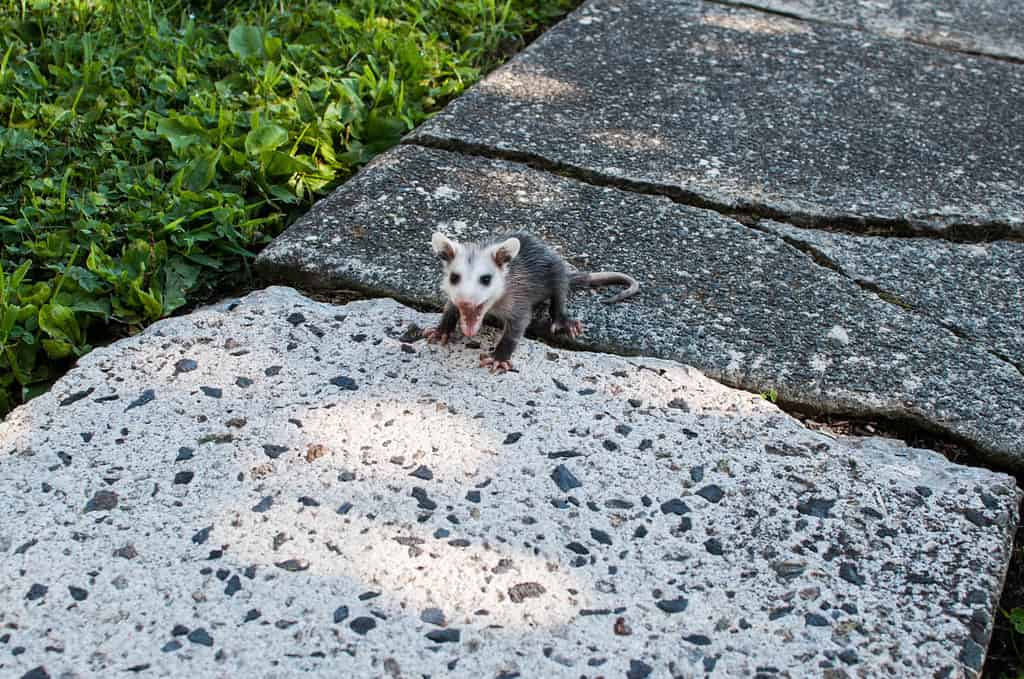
(717, 0), (1024, 61)
(409, 0), (1024, 237)
(759, 220), (1024, 371)
(255, 145), (1024, 467)
(1, 287), (1018, 678)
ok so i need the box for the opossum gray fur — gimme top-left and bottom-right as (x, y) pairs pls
(423, 231), (639, 373)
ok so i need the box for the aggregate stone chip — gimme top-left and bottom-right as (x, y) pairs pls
(1, 287), (1018, 677)
(256, 144), (1024, 467)
(410, 0), (1024, 237)
(719, 0), (1024, 60)
(759, 220), (1024, 370)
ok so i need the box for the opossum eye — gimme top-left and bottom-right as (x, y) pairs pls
(479, 275), (492, 286)
(449, 273), (461, 285)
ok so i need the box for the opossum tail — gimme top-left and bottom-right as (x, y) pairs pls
(569, 271), (640, 304)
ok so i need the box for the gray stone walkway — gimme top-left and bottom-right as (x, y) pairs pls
(1, 288), (1017, 678)
(411, 0), (1024, 238)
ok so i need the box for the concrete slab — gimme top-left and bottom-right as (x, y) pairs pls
(719, 0), (1024, 61)
(759, 220), (1024, 371)
(1, 287), (1018, 678)
(255, 145), (1024, 467)
(409, 0), (1024, 237)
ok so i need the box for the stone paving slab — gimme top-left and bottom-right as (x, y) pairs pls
(718, 0), (1024, 61)
(1, 287), (1018, 678)
(409, 0), (1024, 237)
(759, 220), (1024, 371)
(255, 145), (1024, 467)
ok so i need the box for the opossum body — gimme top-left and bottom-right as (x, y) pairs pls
(424, 231), (639, 373)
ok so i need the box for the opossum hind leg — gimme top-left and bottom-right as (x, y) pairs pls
(549, 278), (583, 338)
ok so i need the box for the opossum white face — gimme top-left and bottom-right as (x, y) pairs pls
(431, 232), (520, 337)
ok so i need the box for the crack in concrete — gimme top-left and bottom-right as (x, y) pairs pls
(406, 136), (1024, 244)
(750, 221), (1024, 381)
(705, 0), (1024, 66)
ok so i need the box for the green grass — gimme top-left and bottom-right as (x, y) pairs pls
(0, 0), (577, 414)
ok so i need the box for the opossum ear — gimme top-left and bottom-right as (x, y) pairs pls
(431, 232), (457, 263)
(491, 237), (520, 268)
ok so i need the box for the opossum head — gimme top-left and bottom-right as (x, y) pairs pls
(431, 232), (520, 337)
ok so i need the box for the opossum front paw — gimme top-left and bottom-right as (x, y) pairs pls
(422, 327), (451, 346)
(479, 354), (513, 374)
(551, 318), (583, 339)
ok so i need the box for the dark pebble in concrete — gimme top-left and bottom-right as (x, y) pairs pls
(508, 582), (546, 603)
(84, 490), (118, 512)
(60, 388), (95, 406)
(410, 465), (433, 480)
(187, 628), (213, 646)
(421, 608), (446, 626)
(840, 562), (866, 586)
(627, 659), (653, 679)
(174, 359), (197, 374)
(660, 499), (690, 515)
(797, 497), (836, 518)
(426, 628), (461, 643)
(125, 389), (155, 411)
(350, 617), (377, 635)
(26, 583), (48, 601)
(262, 444), (288, 459)
(411, 487), (437, 511)
(656, 597), (688, 614)
(696, 485), (724, 503)
(330, 375), (358, 390)
(551, 464), (582, 492)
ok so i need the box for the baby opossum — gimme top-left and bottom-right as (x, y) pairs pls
(424, 231), (639, 373)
